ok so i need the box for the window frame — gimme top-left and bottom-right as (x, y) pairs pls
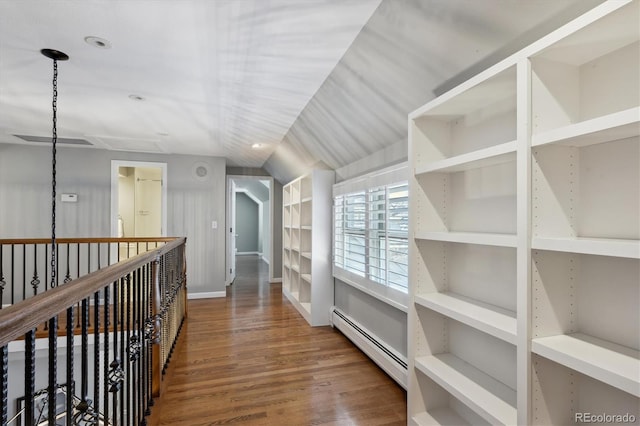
(332, 163), (409, 311)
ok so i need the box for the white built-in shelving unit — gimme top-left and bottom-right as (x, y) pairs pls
(408, 1), (639, 424)
(282, 170), (335, 326)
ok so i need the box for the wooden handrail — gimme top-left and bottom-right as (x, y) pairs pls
(0, 237), (186, 347)
(0, 237), (177, 245)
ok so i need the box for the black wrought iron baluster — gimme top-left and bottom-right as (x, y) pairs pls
(64, 243), (71, 284)
(112, 277), (120, 426)
(144, 263), (152, 417)
(25, 329), (35, 426)
(31, 244), (40, 296)
(136, 267), (143, 424)
(103, 284), (110, 425)
(159, 255), (165, 371)
(66, 306), (74, 426)
(22, 245), (26, 302)
(79, 297), (90, 416)
(87, 245), (92, 328)
(120, 276), (125, 423)
(48, 314), (58, 424)
(94, 290), (100, 421)
(44, 245), (48, 293)
(126, 273), (132, 424)
(76, 243), (81, 328)
(55, 244), (60, 288)
(10, 245), (15, 305)
(43, 246), (48, 331)
(1, 345), (8, 425)
(131, 269), (137, 425)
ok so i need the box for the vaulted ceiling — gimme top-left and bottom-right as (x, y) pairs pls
(0, 0), (380, 166)
(0, 0), (602, 183)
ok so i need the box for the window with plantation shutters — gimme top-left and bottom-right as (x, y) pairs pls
(333, 165), (409, 300)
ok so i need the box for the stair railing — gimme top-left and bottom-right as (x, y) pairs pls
(0, 237), (186, 426)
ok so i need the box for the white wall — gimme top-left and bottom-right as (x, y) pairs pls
(261, 196), (270, 263)
(0, 144), (227, 295)
(235, 192), (259, 253)
(272, 181), (282, 280)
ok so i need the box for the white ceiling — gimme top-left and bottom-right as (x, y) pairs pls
(0, 0), (602, 176)
(0, 0), (381, 166)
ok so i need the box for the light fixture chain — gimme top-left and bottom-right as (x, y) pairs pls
(50, 59), (58, 289)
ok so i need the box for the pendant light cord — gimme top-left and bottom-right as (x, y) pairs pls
(50, 59), (58, 289)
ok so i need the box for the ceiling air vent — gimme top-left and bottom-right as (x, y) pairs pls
(13, 134), (93, 146)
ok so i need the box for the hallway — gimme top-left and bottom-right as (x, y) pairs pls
(153, 255), (407, 425)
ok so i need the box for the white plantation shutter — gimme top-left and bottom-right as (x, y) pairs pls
(332, 163), (409, 301)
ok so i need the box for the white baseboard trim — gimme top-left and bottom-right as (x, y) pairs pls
(270, 278), (282, 283)
(261, 255), (270, 265)
(331, 307), (407, 389)
(187, 291), (226, 299)
(236, 251), (260, 256)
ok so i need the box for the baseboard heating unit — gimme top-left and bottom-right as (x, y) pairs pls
(331, 307), (407, 389)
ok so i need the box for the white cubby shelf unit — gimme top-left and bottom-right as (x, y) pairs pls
(407, 1), (639, 425)
(282, 170), (335, 326)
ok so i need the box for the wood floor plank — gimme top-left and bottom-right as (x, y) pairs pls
(151, 255), (407, 425)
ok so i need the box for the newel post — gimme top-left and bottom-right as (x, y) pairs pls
(182, 243), (188, 319)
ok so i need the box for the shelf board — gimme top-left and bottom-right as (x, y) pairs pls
(532, 107), (640, 148)
(415, 292), (517, 345)
(301, 225), (312, 230)
(412, 408), (470, 426)
(532, 236), (640, 259)
(301, 196), (312, 203)
(415, 354), (517, 426)
(415, 231), (517, 248)
(300, 251), (312, 259)
(301, 273), (311, 283)
(291, 265), (300, 273)
(532, 333), (640, 397)
(415, 141), (516, 174)
(411, 65), (516, 118)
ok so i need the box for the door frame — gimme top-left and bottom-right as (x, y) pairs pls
(110, 160), (168, 238)
(226, 175), (274, 285)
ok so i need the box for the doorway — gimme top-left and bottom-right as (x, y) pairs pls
(110, 160), (168, 240)
(226, 176), (274, 285)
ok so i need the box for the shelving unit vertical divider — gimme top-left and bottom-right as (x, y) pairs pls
(516, 58), (532, 426)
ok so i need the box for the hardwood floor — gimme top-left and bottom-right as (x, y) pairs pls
(151, 255), (407, 425)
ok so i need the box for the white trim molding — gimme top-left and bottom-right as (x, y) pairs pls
(187, 291), (226, 299)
